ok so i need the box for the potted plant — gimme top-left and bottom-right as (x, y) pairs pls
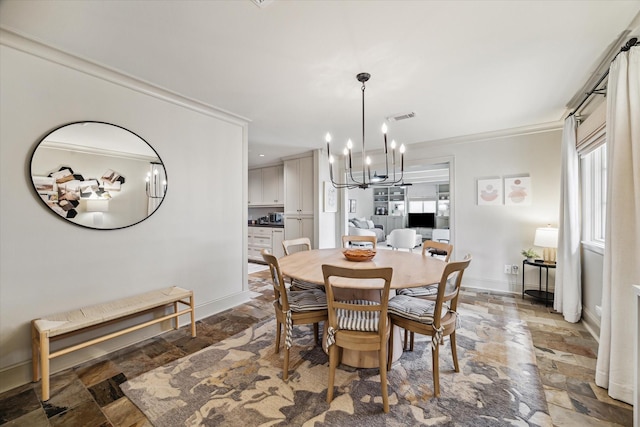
(521, 248), (539, 262)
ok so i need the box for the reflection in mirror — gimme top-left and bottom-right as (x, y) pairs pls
(30, 121), (167, 230)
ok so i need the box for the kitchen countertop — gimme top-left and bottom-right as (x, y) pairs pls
(248, 224), (284, 228)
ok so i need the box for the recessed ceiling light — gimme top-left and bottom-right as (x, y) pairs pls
(259, 154), (265, 157)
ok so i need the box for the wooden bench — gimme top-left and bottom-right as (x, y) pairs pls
(31, 286), (195, 401)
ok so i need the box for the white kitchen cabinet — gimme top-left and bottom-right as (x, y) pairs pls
(271, 229), (284, 258)
(284, 217), (314, 247)
(248, 165), (284, 207)
(284, 157), (313, 216)
(248, 169), (263, 206)
(248, 226), (286, 261)
(262, 165), (284, 205)
(283, 156), (314, 247)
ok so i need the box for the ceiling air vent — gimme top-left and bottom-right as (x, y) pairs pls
(251, 0), (274, 8)
(387, 112), (416, 122)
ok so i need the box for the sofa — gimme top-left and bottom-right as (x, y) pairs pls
(348, 217), (385, 242)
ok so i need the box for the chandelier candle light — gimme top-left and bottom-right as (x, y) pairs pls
(145, 164), (167, 199)
(326, 73), (406, 189)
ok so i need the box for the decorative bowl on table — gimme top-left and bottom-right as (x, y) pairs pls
(343, 248), (377, 262)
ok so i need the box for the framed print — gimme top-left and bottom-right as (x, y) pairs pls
(324, 181), (337, 212)
(477, 178), (502, 205)
(349, 199), (357, 213)
(505, 176), (532, 206)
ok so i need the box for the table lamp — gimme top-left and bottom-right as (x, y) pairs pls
(85, 198), (109, 226)
(533, 226), (558, 263)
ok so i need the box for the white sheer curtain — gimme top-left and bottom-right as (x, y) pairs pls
(595, 45), (639, 405)
(554, 115), (581, 322)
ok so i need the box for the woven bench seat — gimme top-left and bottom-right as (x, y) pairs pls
(32, 286), (195, 401)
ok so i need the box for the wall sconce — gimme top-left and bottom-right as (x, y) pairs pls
(534, 225), (558, 263)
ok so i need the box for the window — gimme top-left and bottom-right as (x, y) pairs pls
(408, 200), (436, 213)
(581, 144), (607, 249)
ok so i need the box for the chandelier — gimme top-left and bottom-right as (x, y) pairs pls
(326, 72), (405, 189)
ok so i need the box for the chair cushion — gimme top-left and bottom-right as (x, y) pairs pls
(397, 285), (438, 298)
(336, 300), (380, 331)
(287, 288), (327, 311)
(388, 294), (448, 323)
(291, 278), (325, 292)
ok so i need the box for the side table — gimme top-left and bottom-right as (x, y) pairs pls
(522, 260), (556, 306)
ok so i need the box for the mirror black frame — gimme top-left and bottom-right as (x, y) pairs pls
(29, 121), (167, 230)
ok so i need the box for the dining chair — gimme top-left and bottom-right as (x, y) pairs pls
(397, 240), (453, 298)
(422, 240), (453, 261)
(261, 250), (328, 381)
(322, 264), (393, 413)
(387, 255), (472, 397)
(282, 237), (324, 291)
(282, 237), (312, 255)
(341, 234), (377, 249)
(396, 240), (454, 348)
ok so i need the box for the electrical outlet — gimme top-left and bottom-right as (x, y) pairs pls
(511, 265), (519, 275)
(504, 264), (512, 274)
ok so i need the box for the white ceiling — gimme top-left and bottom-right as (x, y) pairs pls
(2, 0), (639, 167)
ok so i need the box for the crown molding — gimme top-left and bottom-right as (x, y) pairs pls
(0, 28), (250, 127)
(412, 120), (564, 149)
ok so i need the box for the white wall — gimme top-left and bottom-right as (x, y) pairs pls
(315, 149), (337, 249)
(367, 129), (562, 293)
(581, 247), (604, 337)
(0, 32), (249, 392)
(347, 186), (373, 220)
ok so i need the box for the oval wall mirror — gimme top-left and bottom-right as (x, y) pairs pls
(30, 121), (167, 230)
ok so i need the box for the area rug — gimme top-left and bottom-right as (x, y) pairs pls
(121, 306), (551, 426)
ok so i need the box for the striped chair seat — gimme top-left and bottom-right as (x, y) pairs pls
(388, 294), (448, 324)
(396, 285), (438, 297)
(336, 300), (380, 331)
(286, 288), (328, 312)
(291, 278), (325, 292)
(397, 275), (457, 298)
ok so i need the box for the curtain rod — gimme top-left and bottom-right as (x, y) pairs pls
(568, 37), (638, 117)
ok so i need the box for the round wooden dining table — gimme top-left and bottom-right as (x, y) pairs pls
(279, 248), (446, 368)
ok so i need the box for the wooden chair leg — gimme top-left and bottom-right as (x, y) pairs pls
(31, 322), (40, 382)
(40, 331), (50, 401)
(283, 345), (290, 381)
(379, 346), (389, 413)
(450, 332), (459, 372)
(387, 324), (395, 371)
(275, 320), (281, 353)
(313, 323), (319, 344)
(403, 328), (409, 351)
(327, 345), (339, 403)
(432, 343), (440, 397)
(410, 331), (415, 351)
(189, 295), (197, 337)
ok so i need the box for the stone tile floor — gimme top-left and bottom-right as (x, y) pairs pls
(0, 269), (632, 426)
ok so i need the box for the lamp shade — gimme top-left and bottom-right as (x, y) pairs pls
(534, 227), (558, 248)
(85, 199), (109, 212)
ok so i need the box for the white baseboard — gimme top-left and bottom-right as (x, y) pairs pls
(0, 290), (253, 395)
(462, 276), (521, 296)
(581, 305), (601, 342)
